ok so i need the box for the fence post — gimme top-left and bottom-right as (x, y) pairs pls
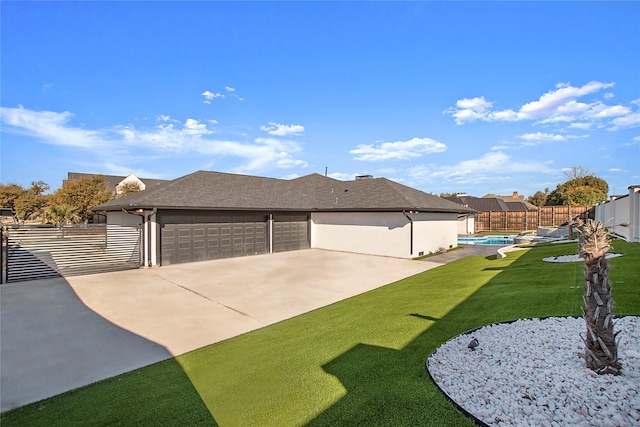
(1, 226), (4, 284)
(1, 226), (7, 284)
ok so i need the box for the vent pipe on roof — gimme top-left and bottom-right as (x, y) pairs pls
(325, 166), (328, 177)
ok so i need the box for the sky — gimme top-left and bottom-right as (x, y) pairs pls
(1, 1), (639, 199)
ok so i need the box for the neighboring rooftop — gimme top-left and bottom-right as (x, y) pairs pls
(446, 194), (537, 212)
(95, 171), (474, 214)
(65, 172), (168, 192)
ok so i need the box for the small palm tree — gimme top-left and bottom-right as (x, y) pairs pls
(573, 219), (620, 375)
(44, 204), (80, 226)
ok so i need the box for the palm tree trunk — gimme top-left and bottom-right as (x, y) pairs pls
(574, 219), (620, 375)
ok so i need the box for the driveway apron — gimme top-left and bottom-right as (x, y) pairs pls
(0, 246), (503, 412)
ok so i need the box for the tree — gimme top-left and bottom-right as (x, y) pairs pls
(545, 167), (608, 206)
(51, 175), (114, 223)
(0, 181), (50, 223)
(117, 181), (142, 198)
(527, 188), (549, 207)
(0, 183), (26, 212)
(44, 204), (80, 226)
(574, 219), (620, 375)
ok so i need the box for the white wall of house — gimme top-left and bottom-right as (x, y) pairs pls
(595, 185), (640, 243)
(457, 214), (475, 235)
(412, 212), (459, 256)
(310, 211), (458, 258)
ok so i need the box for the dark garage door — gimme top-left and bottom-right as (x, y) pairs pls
(273, 214), (309, 253)
(160, 211), (268, 265)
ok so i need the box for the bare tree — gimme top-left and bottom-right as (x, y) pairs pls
(574, 219), (620, 375)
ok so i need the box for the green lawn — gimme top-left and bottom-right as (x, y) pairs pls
(2, 241), (639, 426)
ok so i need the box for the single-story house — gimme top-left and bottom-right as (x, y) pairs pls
(94, 171), (475, 266)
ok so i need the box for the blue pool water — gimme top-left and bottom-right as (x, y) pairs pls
(458, 235), (515, 245)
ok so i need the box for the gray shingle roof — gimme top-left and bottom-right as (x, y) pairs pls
(446, 196), (537, 212)
(94, 171), (474, 214)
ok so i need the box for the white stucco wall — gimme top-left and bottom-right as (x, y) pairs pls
(457, 214), (475, 235)
(106, 211), (143, 226)
(595, 185), (640, 242)
(412, 212), (459, 256)
(310, 211), (459, 258)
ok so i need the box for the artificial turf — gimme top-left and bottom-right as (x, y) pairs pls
(2, 240), (638, 426)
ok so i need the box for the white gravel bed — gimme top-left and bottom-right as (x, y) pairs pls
(543, 253), (623, 263)
(428, 316), (640, 427)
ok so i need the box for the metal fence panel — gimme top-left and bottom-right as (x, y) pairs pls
(2, 224), (142, 283)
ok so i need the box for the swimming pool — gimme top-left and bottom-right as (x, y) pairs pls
(458, 235), (515, 245)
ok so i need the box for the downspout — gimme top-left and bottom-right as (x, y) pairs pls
(146, 208), (157, 266)
(269, 213), (274, 254)
(402, 210), (413, 256)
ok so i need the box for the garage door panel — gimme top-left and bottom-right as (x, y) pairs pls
(160, 216), (268, 265)
(273, 220), (309, 253)
(161, 212), (309, 265)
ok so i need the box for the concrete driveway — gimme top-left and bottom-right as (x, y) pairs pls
(1, 246), (498, 412)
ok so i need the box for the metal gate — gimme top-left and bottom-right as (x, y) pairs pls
(1, 224), (142, 283)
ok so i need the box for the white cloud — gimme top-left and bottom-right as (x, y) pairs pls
(0, 106), (106, 148)
(444, 81), (638, 131)
(517, 132), (566, 146)
(203, 87), (244, 103)
(518, 81), (614, 120)
(183, 118), (214, 136)
(407, 151), (551, 186)
(202, 90), (224, 104)
(0, 106), (307, 172)
(350, 137), (447, 161)
(517, 132), (589, 146)
(609, 111), (640, 131)
(260, 122), (305, 137)
(443, 97), (497, 125)
(621, 136), (640, 147)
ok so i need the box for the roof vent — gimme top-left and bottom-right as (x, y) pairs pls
(356, 175), (373, 180)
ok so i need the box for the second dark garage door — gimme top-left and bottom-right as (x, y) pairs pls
(160, 211), (309, 265)
(273, 214), (310, 252)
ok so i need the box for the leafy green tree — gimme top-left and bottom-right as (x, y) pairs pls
(0, 183), (27, 212)
(0, 181), (50, 222)
(117, 181), (142, 198)
(545, 167), (608, 206)
(527, 188), (549, 207)
(52, 175), (114, 223)
(44, 204), (80, 226)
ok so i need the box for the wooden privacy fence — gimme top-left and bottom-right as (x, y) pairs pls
(474, 205), (595, 233)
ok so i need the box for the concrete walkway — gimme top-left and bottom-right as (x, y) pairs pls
(0, 246), (502, 412)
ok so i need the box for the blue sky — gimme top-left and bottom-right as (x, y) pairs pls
(1, 1), (639, 198)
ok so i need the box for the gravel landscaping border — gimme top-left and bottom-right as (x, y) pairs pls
(427, 316), (640, 427)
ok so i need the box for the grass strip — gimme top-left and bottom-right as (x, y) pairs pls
(2, 241), (638, 426)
